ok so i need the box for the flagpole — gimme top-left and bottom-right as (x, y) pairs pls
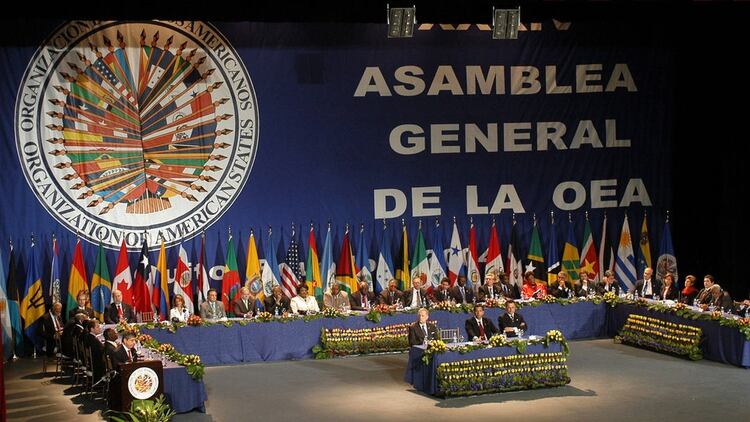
(30, 233), (37, 360)
(9, 238), (17, 361)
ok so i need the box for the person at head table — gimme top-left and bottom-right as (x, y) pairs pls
(379, 279), (403, 307)
(660, 272), (679, 300)
(403, 277), (428, 308)
(450, 275), (474, 304)
(199, 288), (226, 320)
(105, 290), (136, 324)
(498, 301), (527, 337)
(596, 270), (621, 295)
(232, 287), (258, 318)
(521, 271), (548, 299)
(478, 272), (501, 301)
(170, 294), (191, 322)
(635, 267), (662, 299)
(291, 284), (320, 315)
(408, 307), (440, 347)
(111, 332), (138, 368)
(465, 304), (499, 343)
(433, 277), (453, 302)
(679, 275), (699, 304)
(350, 280), (375, 311)
(550, 271), (573, 298)
(265, 286), (292, 316)
(696, 274), (723, 309)
(323, 282), (350, 311)
(576, 271), (597, 297)
(68, 290), (95, 320)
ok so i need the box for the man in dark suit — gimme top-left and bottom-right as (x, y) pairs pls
(478, 272), (501, 301)
(60, 312), (87, 358)
(498, 272), (520, 299)
(105, 289), (136, 324)
(465, 304), (498, 342)
(68, 290), (95, 320)
(635, 267), (661, 299)
(549, 272), (573, 298)
(265, 286), (292, 315)
(403, 277), (429, 308)
(40, 302), (64, 357)
(379, 279), (404, 307)
(103, 328), (119, 364)
(111, 332), (138, 368)
(498, 301), (527, 337)
(575, 271), (597, 297)
(350, 281), (375, 311)
(597, 270), (621, 295)
(232, 287), (258, 317)
(450, 275), (474, 304)
(433, 278), (452, 302)
(82, 319), (105, 382)
(408, 308), (440, 347)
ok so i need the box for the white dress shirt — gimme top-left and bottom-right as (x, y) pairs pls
(169, 307), (190, 322)
(291, 296), (320, 314)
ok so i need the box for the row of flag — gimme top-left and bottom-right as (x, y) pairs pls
(0, 213), (676, 360)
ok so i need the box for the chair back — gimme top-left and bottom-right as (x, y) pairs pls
(137, 311), (154, 323)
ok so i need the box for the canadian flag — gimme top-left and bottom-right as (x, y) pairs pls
(113, 240), (134, 305)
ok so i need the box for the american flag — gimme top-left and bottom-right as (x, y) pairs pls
(279, 231), (302, 298)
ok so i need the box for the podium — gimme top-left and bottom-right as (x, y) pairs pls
(109, 360), (164, 411)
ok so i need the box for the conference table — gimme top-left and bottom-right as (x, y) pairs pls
(140, 300), (750, 368)
(405, 341), (568, 396)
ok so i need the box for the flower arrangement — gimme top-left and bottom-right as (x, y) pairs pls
(322, 307), (345, 318)
(186, 314), (203, 326)
(710, 310), (723, 320)
(157, 343), (175, 354)
(616, 314), (703, 360)
(541, 295), (557, 304)
(422, 339), (448, 364)
(107, 394), (176, 422)
(313, 323), (419, 358)
(365, 304), (394, 323)
(483, 297), (505, 308)
(435, 351), (570, 397)
(603, 291), (618, 307)
(255, 311), (273, 322)
(117, 321), (140, 336)
(137, 333), (153, 344)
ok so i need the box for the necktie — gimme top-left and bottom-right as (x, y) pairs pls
(644, 281), (649, 295)
(363, 294), (368, 307)
(52, 314), (59, 331)
(489, 287), (494, 299)
(211, 302), (216, 315)
(478, 319), (485, 339)
(390, 292), (394, 303)
(421, 324), (428, 339)
(128, 349), (133, 362)
(117, 304), (123, 318)
(244, 300), (248, 310)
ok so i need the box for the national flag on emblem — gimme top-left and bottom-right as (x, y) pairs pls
(428, 221), (448, 292)
(410, 225), (429, 287)
(527, 222), (547, 285)
(466, 222), (480, 287)
(90, 243), (112, 322)
(507, 221), (524, 288)
(152, 240), (170, 320)
(306, 225), (323, 299)
(485, 221), (504, 277)
(656, 218), (678, 285)
(615, 215), (637, 292)
(637, 214), (653, 277)
(375, 224), (394, 295)
(580, 218), (600, 283)
(246, 231), (265, 301)
(547, 217), (561, 286)
(4, 245), (23, 356)
(447, 221), (466, 287)
(114, 240), (134, 306)
(66, 239), (89, 318)
(49, 237), (61, 306)
(280, 228), (303, 298)
(196, 234), (211, 310)
(133, 240), (153, 314)
(261, 229), (281, 298)
(335, 228), (359, 294)
(21, 239), (45, 349)
(222, 233), (242, 315)
(561, 222), (581, 283)
(319, 226), (336, 298)
(395, 224), (410, 291)
(174, 244), (195, 313)
(1, 246), (14, 360)
(599, 214), (615, 274)
(356, 225), (373, 292)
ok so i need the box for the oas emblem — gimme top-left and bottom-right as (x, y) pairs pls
(15, 21), (258, 250)
(127, 366), (160, 400)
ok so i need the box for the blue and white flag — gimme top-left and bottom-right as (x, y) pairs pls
(615, 215), (637, 292)
(656, 219), (678, 285)
(375, 224), (394, 294)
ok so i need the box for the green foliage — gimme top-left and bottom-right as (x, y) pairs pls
(107, 395), (176, 422)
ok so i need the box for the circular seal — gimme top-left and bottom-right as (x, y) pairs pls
(127, 366), (160, 400)
(15, 21), (259, 250)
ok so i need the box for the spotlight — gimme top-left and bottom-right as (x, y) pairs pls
(387, 5), (416, 38)
(492, 7), (520, 39)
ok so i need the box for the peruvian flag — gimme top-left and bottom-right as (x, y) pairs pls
(485, 221), (504, 276)
(113, 240), (134, 305)
(174, 244), (195, 313)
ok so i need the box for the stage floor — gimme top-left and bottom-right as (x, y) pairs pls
(5, 339), (750, 421)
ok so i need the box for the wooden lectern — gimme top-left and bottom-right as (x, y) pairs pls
(109, 360), (164, 412)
